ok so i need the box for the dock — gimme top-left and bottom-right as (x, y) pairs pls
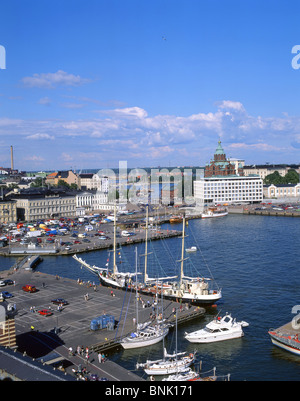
(0, 267), (206, 381)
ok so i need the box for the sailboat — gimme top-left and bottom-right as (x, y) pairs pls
(120, 248), (169, 350)
(136, 309), (196, 375)
(73, 206), (140, 289)
(140, 214), (222, 306)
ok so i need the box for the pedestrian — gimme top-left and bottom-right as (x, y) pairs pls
(98, 353), (102, 363)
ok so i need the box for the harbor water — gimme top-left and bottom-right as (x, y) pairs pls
(1, 214), (300, 381)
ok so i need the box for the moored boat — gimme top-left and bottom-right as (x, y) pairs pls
(185, 313), (249, 343)
(201, 207), (228, 219)
(169, 215), (183, 224)
(268, 329), (300, 356)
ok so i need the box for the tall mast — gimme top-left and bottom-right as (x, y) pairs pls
(144, 205), (148, 282)
(113, 205), (116, 276)
(180, 214), (186, 286)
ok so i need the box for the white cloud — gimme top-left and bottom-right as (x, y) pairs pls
(26, 133), (55, 140)
(38, 97), (51, 106)
(2, 100), (300, 168)
(21, 70), (90, 88)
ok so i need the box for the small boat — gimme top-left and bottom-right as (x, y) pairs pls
(136, 310), (195, 375)
(185, 313), (249, 343)
(201, 207), (228, 219)
(185, 246), (197, 253)
(162, 367), (200, 381)
(121, 323), (169, 350)
(138, 349), (195, 375)
(169, 215), (183, 224)
(268, 329), (300, 356)
(120, 248), (169, 350)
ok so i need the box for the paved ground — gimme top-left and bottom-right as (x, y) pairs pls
(0, 265), (205, 380)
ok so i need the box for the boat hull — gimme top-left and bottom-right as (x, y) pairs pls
(185, 330), (243, 343)
(269, 331), (300, 356)
(121, 328), (169, 350)
(144, 356), (195, 375)
(149, 290), (222, 306)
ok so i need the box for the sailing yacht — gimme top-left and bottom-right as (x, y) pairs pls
(73, 206), (140, 289)
(136, 310), (196, 375)
(141, 215), (222, 306)
(120, 248), (169, 350)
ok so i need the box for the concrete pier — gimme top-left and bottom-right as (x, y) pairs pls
(0, 267), (206, 381)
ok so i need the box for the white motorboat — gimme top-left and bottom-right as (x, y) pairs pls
(185, 246), (197, 253)
(185, 313), (249, 343)
(201, 208), (228, 219)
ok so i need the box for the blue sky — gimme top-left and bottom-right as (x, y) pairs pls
(1, 0), (300, 171)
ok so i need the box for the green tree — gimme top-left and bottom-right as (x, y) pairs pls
(264, 171), (283, 185)
(282, 169), (299, 184)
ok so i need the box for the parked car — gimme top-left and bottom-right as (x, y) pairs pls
(38, 309), (53, 317)
(1, 291), (13, 298)
(22, 285), (37, 293)
(3, 279), (14, 286)
(51, 298), (68, 305)
(0, 280), (6, 287)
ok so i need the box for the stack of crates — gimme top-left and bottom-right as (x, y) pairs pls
(90, 314), (115, 331)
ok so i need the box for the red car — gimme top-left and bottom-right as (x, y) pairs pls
(38, 309), (53, 317)
(22, 285), (37, 293)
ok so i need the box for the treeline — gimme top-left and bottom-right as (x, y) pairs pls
(264, 169), (299, 185)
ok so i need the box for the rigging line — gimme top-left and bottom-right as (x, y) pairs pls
(119, 286), (133, 339)
(114, 282), (130, 340)
(188, 223), (219, 287)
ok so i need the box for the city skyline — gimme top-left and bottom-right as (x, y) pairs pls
(1, 1), (300, 170)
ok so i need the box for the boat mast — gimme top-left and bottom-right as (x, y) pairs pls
(135, 247), (139, 332)
(180, 215), (186, 286)
(144, 205), (148, 283)
(113, 205), (117, 276)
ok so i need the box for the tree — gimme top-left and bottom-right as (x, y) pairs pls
(264, 171), (283, 185)
(282, 169), (299, 184)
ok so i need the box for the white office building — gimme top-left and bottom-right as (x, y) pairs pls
(194, 175), (263, 205)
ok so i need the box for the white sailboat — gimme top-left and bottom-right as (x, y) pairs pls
(185, 313), (249, 343)
(136, 309), (196, 375)
(120, 248), (169, 350)
(73, 206), (140, 290)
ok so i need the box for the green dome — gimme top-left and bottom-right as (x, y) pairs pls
(215, 140), (225, 155)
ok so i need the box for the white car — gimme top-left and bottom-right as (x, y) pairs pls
(0, 281), (6, 287)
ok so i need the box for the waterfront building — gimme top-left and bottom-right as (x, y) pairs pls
(10, 189), (76, 221)
(194, 141), (263, 205)
(263, 183), (300, 199)
(194, 175), (263, 205)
